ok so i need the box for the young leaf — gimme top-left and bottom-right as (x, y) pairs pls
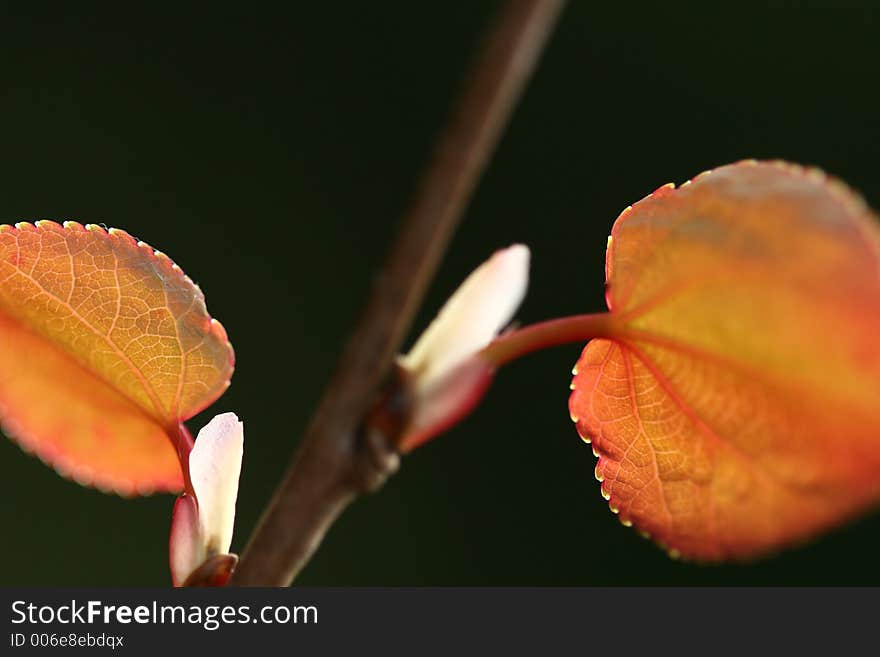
(569, 161), (880, 560)
(0, 221), (234, 495)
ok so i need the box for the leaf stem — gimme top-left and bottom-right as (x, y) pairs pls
(230, 0), (567, 587)
(482, 312), (615, 367)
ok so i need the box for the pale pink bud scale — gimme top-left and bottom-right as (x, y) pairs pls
(168, 412), (243, 586)
(397, 245), (530, 450)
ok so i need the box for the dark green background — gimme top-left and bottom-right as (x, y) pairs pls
(0, 2), (878, 585)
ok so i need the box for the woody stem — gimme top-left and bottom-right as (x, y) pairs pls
(230, 0), (567, 587)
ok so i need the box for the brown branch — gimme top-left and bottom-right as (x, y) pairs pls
(230, 0), (567, 587)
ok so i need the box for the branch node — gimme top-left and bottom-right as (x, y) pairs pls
(351, 427), (401, 494)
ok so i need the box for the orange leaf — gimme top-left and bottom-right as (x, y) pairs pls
(569, 161), (880, 560)
(0, 221), (234, 495)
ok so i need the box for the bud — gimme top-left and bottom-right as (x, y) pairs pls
(394, 244), (530, 450)
(169, 413), (243, 586)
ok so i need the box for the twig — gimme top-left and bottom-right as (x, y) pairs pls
(230, 0), (567, 586)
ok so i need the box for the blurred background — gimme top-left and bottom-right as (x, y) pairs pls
(0, 2), (878, 585)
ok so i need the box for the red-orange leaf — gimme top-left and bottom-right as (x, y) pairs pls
(569, 161), (880, 560)
(0, 221), (234, 495)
